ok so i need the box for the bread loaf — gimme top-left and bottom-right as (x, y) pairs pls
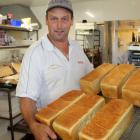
(11, 63), (21, 73)
(122, 69), (140, 106)
(79, 99), (133, 140)
(35, 90), (85, 126)
(53, 95), (105, 140)
(101, 64), (135, 98)
(0, 66), (14, 78)
(80, 63), (116, 95)
(0, 74), (19, 84)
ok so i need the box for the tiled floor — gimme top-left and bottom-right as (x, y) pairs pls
(0, 119), (25, 140)
(0, 92), (24, 140)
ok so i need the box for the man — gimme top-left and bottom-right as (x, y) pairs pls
(16, 0), (93, 139)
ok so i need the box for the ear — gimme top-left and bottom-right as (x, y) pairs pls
(71, 18), (74, 26)
(45, 16), (48, 25)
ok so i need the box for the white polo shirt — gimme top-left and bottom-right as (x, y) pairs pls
(16, 35), (93, 108)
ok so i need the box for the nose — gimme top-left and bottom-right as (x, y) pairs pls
(57, 19), (63, 29)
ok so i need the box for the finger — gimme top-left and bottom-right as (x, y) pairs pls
(45, 127), (57, 140)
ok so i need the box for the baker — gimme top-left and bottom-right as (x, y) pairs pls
(16, 0), (93, 139)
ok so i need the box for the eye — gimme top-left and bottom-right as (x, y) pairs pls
(62, 17), (68, 22)
(50, 17), (58, 21)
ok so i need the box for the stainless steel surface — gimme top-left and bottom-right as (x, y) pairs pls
(120, 107), (140, 140)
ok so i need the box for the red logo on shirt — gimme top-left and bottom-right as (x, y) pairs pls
(78, 60), (84, 64)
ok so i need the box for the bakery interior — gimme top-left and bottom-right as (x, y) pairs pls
(0, 0), (140, 140)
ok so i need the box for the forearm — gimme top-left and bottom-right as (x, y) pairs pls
(19, 97), (57, 140)
(19, 97), (37, 128)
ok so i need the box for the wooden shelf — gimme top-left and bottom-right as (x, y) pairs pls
(0, 25), (38, 49)
(128, 45), (140, 51)
(0, 24), (38, 32)
(0, 45), (29, 49)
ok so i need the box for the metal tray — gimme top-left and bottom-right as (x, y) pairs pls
(120, 107), (140, 140)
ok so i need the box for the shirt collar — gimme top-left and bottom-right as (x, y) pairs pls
(41, 34), (73, 51)
(41, 35), (54, 51)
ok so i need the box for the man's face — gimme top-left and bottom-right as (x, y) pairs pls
(46, 8), (73, 42)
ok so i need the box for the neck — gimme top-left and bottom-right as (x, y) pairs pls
(47, 34), (69, 59)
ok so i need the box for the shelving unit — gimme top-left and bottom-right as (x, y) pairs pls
(0, 40), (34, 49)
(75, 27), (101, 67)
(0, 24), (39, 64)
(128, 45), (140, 67)
(0, 25), (39, 140)
(0, 24), (38, 38)
(0, 24), (39, 47)
(93, 29), (100, 48)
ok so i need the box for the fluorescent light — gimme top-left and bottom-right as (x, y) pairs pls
(85, 11), (95, 18)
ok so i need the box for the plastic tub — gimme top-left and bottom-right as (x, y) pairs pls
(10, 19), (22, 27)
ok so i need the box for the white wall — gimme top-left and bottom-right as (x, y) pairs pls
(73, 0), (140, 22)
(31, 0), (140, 38)
(31, 0), (140, 63)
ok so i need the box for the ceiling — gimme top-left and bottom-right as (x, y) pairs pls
(1, 0), (47, 7)
(0, 0), (95, 7)
(1, 0), (140, 27)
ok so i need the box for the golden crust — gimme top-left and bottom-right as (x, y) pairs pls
(101, 64), (135, 98)
(80, 63), (116, 81)
(53, 95), (105, 140)
(80, 99), (132, 139)
(80, 63), (116, 95)
(122, 69), (140, 92)
(122, 69), (140, 106)
(54, 95), (103, 128)
(83, 122), (108, 139)
(60, 90), (83, 101)
(35, 90), (84, 126)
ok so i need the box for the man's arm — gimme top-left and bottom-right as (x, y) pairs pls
(20, 97), (57, 140)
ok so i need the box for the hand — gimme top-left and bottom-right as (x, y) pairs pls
(30, 121), (57, 140)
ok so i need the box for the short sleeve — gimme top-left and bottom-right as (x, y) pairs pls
(16, 47), (42, 101)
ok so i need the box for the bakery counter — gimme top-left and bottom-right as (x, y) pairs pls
(120, 106), (140, 140)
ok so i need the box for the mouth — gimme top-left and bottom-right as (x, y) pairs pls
(55, 30), (65, 34)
